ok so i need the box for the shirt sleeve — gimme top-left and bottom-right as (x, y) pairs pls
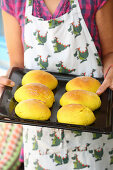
(96, 0), (108, 10)
(0, 0), (15, 16)
(0, 0), (26, 26)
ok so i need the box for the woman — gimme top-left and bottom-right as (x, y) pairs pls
(0, 0), (113, 169)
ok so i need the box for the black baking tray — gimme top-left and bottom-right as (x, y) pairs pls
(0, 67), (113, 134)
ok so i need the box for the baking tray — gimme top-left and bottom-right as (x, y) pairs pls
(0, 67), (113, 134)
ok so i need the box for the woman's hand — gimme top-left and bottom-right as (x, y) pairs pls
(95, 0), (113, 95)
(96, 66), (113, 95)
(0, 68), (15, 97)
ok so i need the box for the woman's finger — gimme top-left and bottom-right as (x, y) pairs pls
(96, 79), (109, 95)
(0, 76), (15, 87)
(0, 84), (5, 88)
(109, 83), (113, 90)
(0, 86), (5, 98)
(96, 67), (113, 95)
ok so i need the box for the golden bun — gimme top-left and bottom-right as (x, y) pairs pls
(14, 83), (55, 108)
(66, 76), (101, 93)
(60, 90), (101, 111)
(57, 104), (96, 126)
(22, 70), (58, 90)
(15, 99), (51, 120)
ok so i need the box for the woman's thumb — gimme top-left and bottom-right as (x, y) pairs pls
(0, 76), (15, 87)
(96, 80), (109, 95)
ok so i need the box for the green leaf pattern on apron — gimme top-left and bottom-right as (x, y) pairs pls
(71, 131), (82, 137)
(50, 152), (69, 166)
(32, 136), (38, 150)
(24, 153), (30, 168)
(52, 37), (70, 53)
(89, 144), (105, 162)
(28, 0), (32, 6)
(33, 30), (48, 45)
(93, 133), (102, 140)
(56, 61), (75, 73)
(108, 132), (113, 139)
(49, 130), (64, 147)
(94, 53), (102, 66)
(24, 42), (33, 52)
(109, 149), (113, 165)
(70, 0), (77, 9)
(68, 18), (82, 38)
(35, 55), (51, 70)
(37, 128), (43, 140)
(34, 160), (49, 170)
(48, 19), (64, 29)
(72, 154), (90, 169)
(25, 16), (33, 24)
(74, 43), (89, 63)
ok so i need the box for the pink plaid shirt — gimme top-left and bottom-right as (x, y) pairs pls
(33, 0), (71, 20)
(1, 0), (107, 57)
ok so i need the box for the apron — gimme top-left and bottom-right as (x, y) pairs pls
(23, 0), (113, 169)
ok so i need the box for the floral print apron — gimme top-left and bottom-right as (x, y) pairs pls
(23, 0), (113, 169)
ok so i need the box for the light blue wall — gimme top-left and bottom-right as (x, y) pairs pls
(0, 9), (4, 36)
(0, 9), (9, 72)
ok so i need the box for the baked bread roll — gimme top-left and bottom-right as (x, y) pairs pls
(57, 104), (96, 126)
(66, 76), (101, 93)
(15, 99), (51, 120)
(22, 70), (58, 90)
(60, 90), (101, 111)
(14, 83), (55, 108)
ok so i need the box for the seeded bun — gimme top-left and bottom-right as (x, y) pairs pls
(22, 70), (58, 90)
(60, 90), (101, 111)
(57, 104), (96, 126)
(66, 76), (101, 93)
(15, 99), (51, 120)
(14, 83), (55, 108)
